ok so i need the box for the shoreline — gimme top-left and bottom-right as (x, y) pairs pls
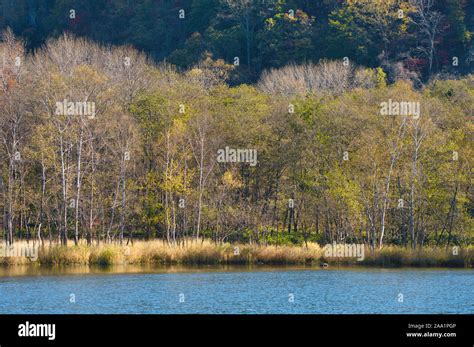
(1, 241), (472, 269)
(1, 263), (473, 279)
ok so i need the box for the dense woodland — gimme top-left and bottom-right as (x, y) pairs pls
(1, 0), (474, 83)
(0, 0), (472, 249)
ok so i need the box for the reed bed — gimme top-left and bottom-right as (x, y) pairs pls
(361, 245), (473, 268)
(0, 240), (472, 267)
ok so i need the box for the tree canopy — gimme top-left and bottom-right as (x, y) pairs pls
(1, 0), (473, 83)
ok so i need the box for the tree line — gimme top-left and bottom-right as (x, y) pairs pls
(0, 29), (472, 248)
(1, 0), (473, 84)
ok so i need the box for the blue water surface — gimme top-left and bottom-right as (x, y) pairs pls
(0, 268), (472, 314)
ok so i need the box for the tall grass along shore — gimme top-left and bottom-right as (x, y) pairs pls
(0, 240), (472, 268)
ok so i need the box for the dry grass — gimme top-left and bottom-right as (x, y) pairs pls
(125, 240), (222, 264)
(250, 243), (323, 264)
(125, 240), (324, 265)
(32, 240), (324, 266)
(0, 240), (472, 267)
(0, 256), (31, 266)
(361, 246), (473, 268)
(39, 244), (91, 265)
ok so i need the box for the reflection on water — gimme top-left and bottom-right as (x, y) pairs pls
(0, 265), (472, 314)
(0, 264), (321, 277)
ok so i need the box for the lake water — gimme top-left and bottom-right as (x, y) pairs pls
(0, 266), (472, 314)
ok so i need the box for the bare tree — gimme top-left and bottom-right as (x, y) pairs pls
(0, 29), (28, 245)
(225, 0), (258, 68)
(187, 108), (217, 241)
(379, 117), (408, 249)
(257, 60), (379, 96)
(409, 0), (444, 78)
